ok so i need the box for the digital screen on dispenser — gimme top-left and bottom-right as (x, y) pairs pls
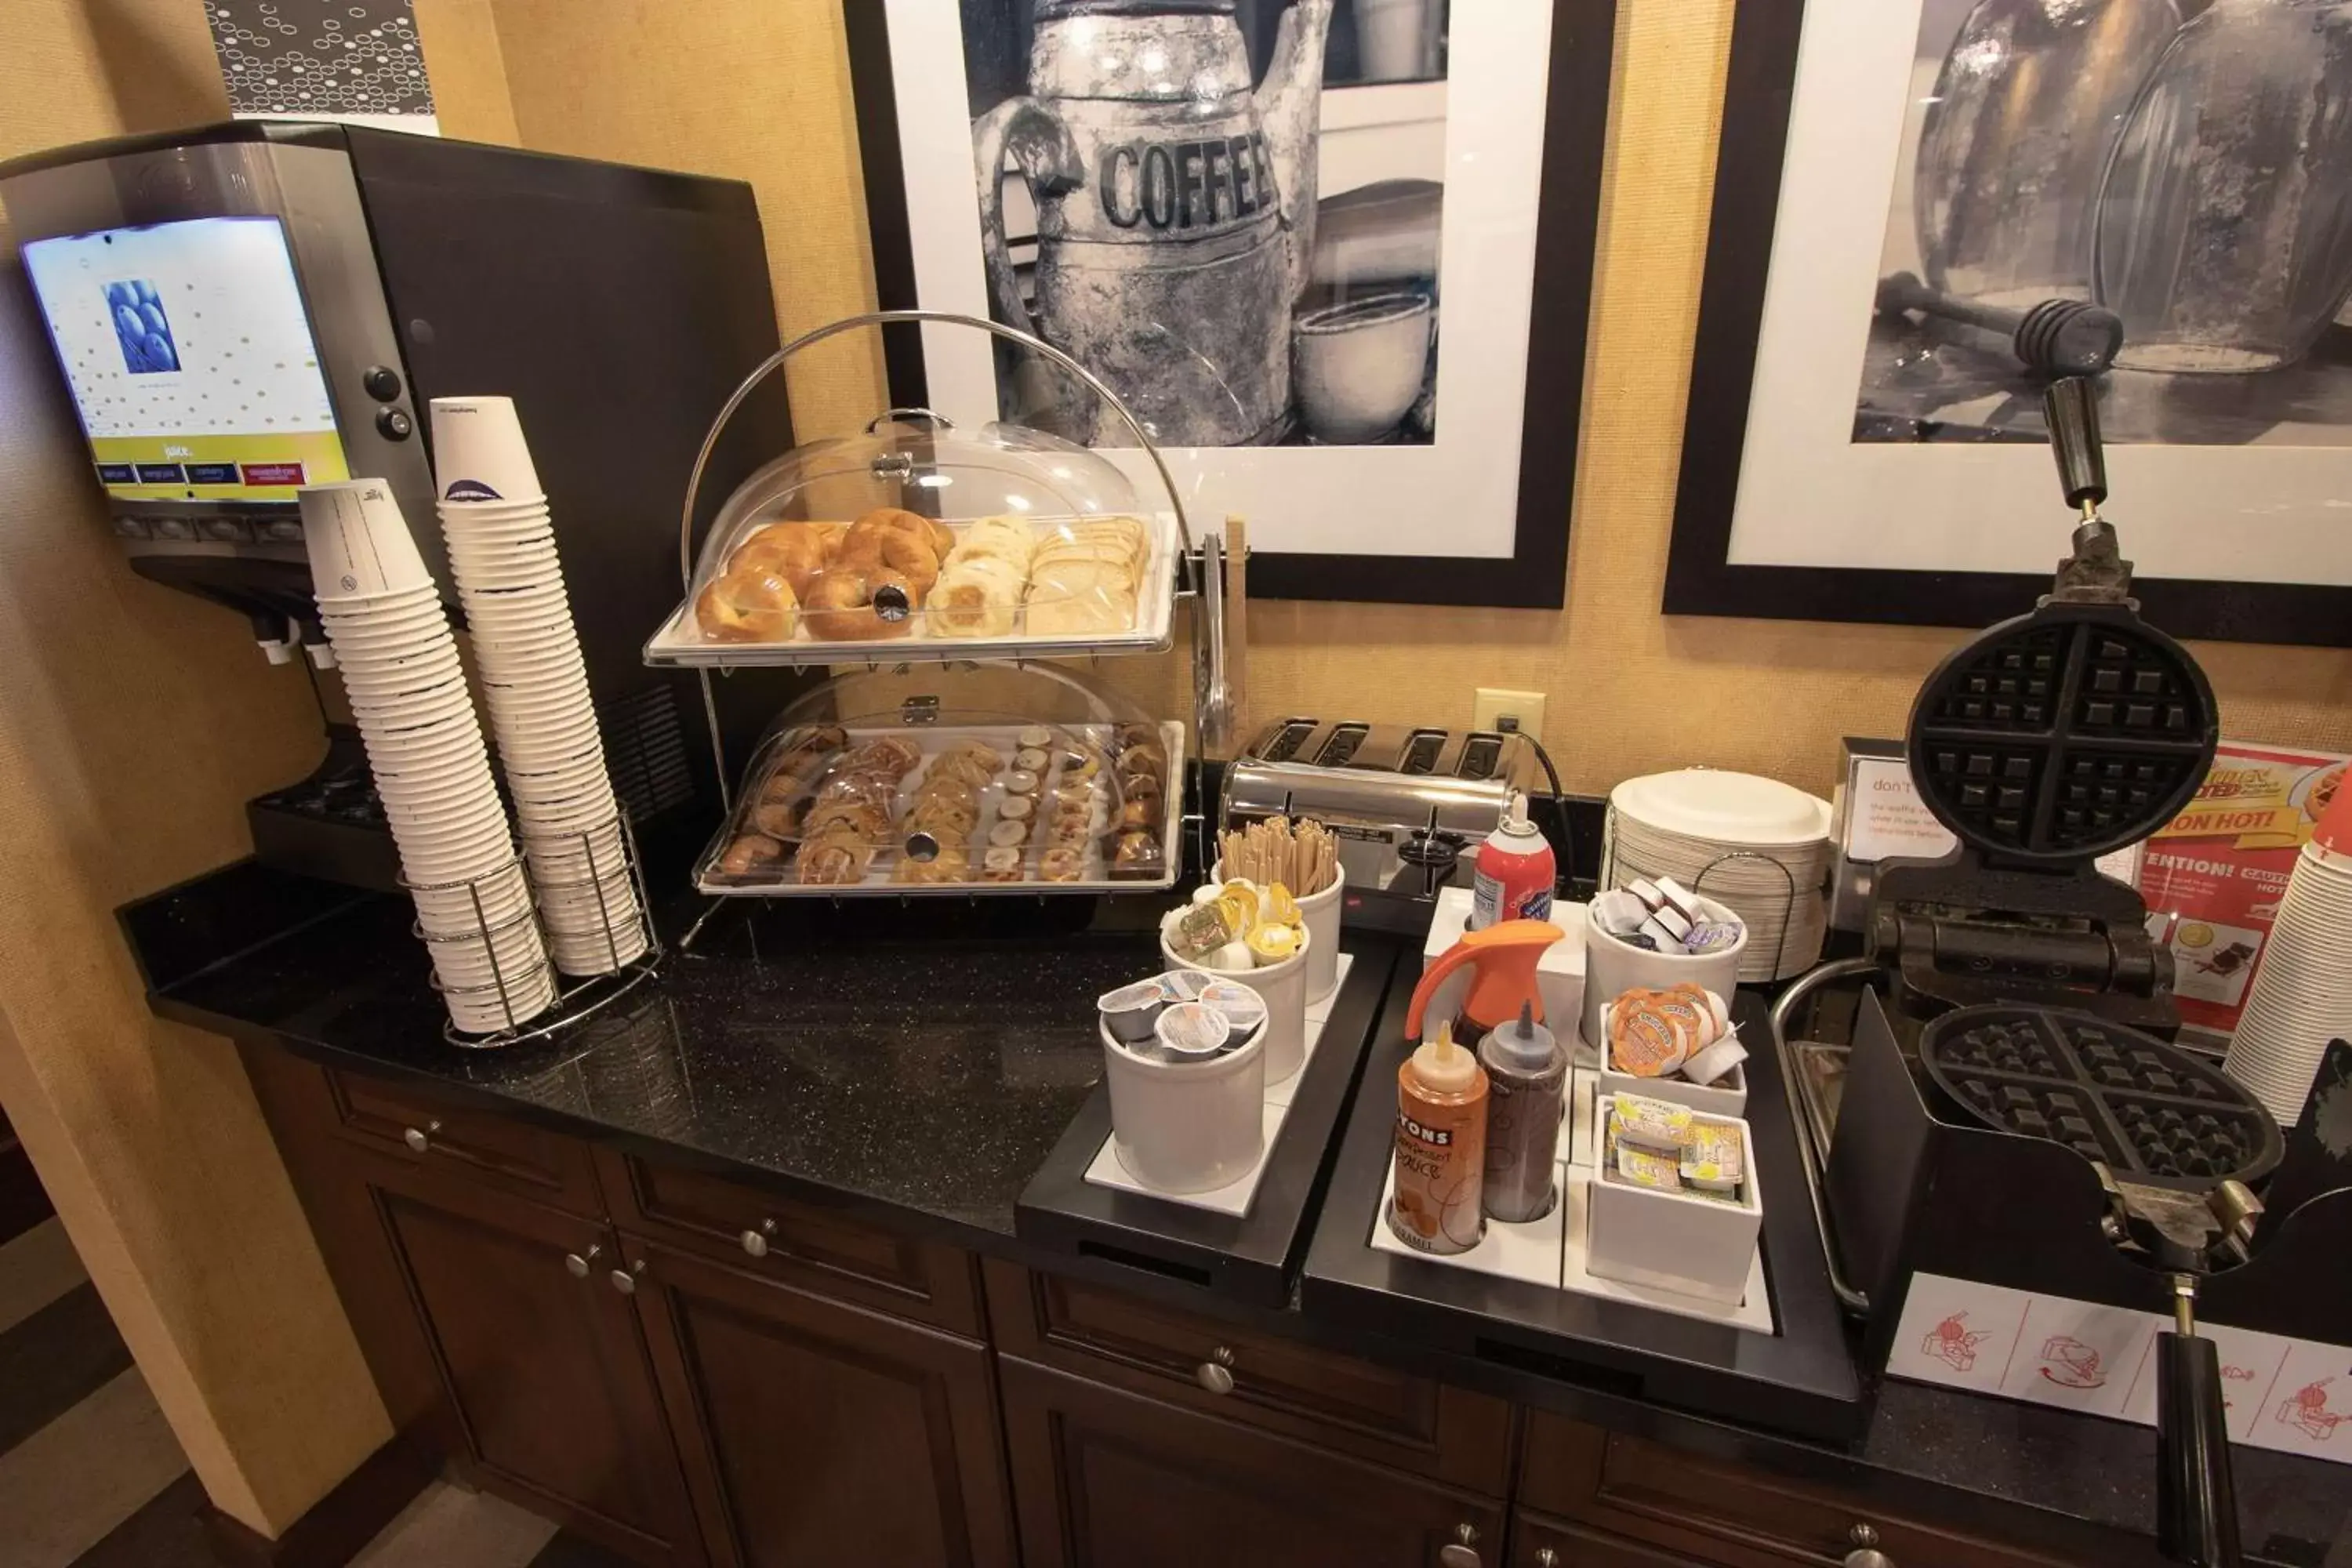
(21, 216), (349, 503)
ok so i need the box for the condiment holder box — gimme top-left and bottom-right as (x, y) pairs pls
(1592, 1054), (1748, 1120)
(1420, 887), (1584, 1026)
(1584, 1094), (1762, 1306)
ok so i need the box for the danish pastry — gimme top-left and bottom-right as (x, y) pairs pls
(717, 833), (783, 878)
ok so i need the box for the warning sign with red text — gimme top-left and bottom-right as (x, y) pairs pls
(2140, 744), (2350, 1040)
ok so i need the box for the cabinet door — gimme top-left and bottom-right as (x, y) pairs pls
(359, 1158), (703, 1567)
(623, 1236), (1015, 1568)
(1513, 1510), (1717, 1566)
(1000, 1356), (1503, 1568)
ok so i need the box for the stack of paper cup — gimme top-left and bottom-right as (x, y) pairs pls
(301, 480), (556, 1033)
(2224, 792), (2352, 1127)
(430, 396), (645, 975)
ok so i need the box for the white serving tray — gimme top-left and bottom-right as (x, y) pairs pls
(1083, 953), (1356, 1217)
(695, 720), (1184, 898)
(643, 512), (1181, 668)
(1365, 1056), (1775, 1334)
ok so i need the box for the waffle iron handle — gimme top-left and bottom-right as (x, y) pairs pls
(2156, 1279), (2242, 1568)
(2045, 378), (2108, 513)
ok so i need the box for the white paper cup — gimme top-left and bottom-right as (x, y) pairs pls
(411, 862), (533, 931)
(299, 479), (434, 597)
(1102, 1014), (1269, 1194)
(1582, 896), (1748, 1049)
(1160, 927), (1311, 1084)
(550, 921), (650, 978)
(524, 817), (628, 870)
(321, 618), (452, 654)
(430, 396), (546, 503)
(438, 498), (551, 525)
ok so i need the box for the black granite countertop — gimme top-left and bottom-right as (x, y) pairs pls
(123, 853), (2350, 1567)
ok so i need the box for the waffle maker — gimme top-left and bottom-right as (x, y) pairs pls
(1845, 376), (2273, 1567)
(1867, 377), (2220, 1038)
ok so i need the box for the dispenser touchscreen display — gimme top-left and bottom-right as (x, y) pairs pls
(21, 216), (348, 503)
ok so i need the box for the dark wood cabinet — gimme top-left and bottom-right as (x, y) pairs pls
(983, 1258), (1511, 1494)
(1518, 1411), (2071, 1568)
(1511, 1511), (1717, 1566)
(351, 1157), (704, 1566)
(999, 1356), (1504, 1568)
(622, 1235), (1015, 1568)
(239, 1048), (2091, 1568)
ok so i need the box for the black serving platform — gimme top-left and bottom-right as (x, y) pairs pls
(1014, 939), (1397, 1306)
(1302, 962), (1871, 1443)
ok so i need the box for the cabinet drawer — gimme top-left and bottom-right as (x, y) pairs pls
(595, 1148), (981, 1336)
(324, 1071), (603, 1215)
(983, 1260), (1511, 1494)
(1520, 1412), (2070, 1568)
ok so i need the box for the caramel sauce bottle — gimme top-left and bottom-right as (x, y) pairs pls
(1386, 1023), (1490, 1255)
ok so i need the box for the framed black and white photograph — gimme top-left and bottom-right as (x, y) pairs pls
(846, 0), (1616, 605)
(1666, 0), (2352, 646)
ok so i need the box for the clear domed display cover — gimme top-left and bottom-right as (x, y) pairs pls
(693, 666), (1182, 897)
(646, 415), (1178, 666)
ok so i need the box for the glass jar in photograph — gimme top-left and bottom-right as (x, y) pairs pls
(2095, 0), (2352, 373)
(1914, 0), (2181, 308)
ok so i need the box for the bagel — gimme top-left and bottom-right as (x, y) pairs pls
(799, 565), (916, 642)
(851, 506), (955, 559)
(835, 527), (940, 602)
(694, 564), (797, 641)
(727, 521), (834, 598)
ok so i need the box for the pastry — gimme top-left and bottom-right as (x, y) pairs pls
(1013, 747), (1048, 774)
(1057, 747), (1102, 782)
(902, 799), (978, 840)
(997, 795), (1034, 823)
(1018, 725), (1053, 749)
(987, 818), (1029, 849)
(849, 506), (955, 560)
(750, 796), (804, 839)
(837, 517), (942, 601)
(1003, 768), (1039, 796)
(980, 845), (1025, 882)
(1039, 845), (1087, 882)
(893, 849), (969, 885)
(1025, 566), (1138, 635)
(946, 515), (1037, 574)
(929, 554), (1023, 638)
(1111, 830), (1166, 881)
(694, 564), (797, 641)
(799, 564), (919, 641)
(716, 833), (783, 879)
(924, 743), (1002, 789)
(727, 521), (834, 598)
(794, 829), (870, 885)
(838, 737), (924, 776)
(1117, 795), (1160, 833)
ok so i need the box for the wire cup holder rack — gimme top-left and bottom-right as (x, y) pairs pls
(406, 809), (663, 1049)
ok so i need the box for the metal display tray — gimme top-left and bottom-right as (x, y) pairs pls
(694, 720), (1185, 898)
(643, 512), (1180, 669)
(1300, 969), (1872, 1443)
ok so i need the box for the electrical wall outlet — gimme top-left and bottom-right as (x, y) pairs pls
(1472, 688), (1547, 736)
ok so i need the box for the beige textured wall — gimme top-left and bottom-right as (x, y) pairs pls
(474, 0), (887, 441)
(435, 0), (2352, 793)
(0, 0), (390, 1538)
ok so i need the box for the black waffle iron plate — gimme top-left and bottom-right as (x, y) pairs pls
(1922, 1005), (2283, 1192)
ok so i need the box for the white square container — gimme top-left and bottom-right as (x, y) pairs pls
(1593, 1056), (1748, 1120)
(1420, 887), (1585, 1028)
(1584, 1095), (1762, 1305)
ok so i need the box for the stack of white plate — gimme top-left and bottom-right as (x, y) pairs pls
(2224, 835), (2352, 1127)
(431, 395), (646, 976)
(300, 480), (557, 1033)
(1604, 769), (1835, 982)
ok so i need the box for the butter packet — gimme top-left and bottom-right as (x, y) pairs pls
(1612, 1142), (1683, 1192)
(1679, 1121), (1745, 1194)
(1610, 1093), (1694, 1152)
